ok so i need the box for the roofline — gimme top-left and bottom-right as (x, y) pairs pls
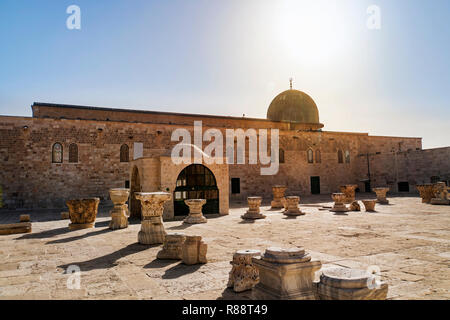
(31, 102), (325, 126)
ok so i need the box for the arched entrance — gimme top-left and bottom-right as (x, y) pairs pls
(129, 166), (142, 218)
(174, 164), (219, 216)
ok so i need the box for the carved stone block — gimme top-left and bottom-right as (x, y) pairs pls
(227, 249), (261, 292)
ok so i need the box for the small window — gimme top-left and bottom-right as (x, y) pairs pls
(231, 178), (240, 194)
(279, 148), (285, 164)
(338, 150), (343, 163)
(345, 150), (350, 163)
(120, 144), (129, 162)
(69, 143), (78, 163)
(52, 143), (63, 163)
(315, 150), (321, 163)
(307, 149), (314, 164)
(125, 180), (130, 188)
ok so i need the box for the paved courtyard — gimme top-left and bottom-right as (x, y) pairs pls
(0, 194), (449, 300)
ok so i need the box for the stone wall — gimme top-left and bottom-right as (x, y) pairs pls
(0, 110), (432, 210)
(368, 147), (450, 192)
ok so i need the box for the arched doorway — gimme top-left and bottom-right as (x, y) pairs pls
(174, 164), (219, 216)
(129, 166), (142, 218)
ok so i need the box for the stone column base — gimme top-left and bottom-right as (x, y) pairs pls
(183, 214), (207, 224)
(241, 211), (266, 220)
(330, 204), (349, 212)
(69, 222), (95, 230)
(252, 283), (317, 300)
(270, 199), (284, 209)
(138, 216), (166, 245)
(157, 233), (186, 260)
(284, 209), (304, 216)
(317, 282), (388, 300)
(109, 212), (129, 230)
(431, 198), (450, 205)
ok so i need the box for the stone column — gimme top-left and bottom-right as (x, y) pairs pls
(157, 233), (186, 260)
(183, 199), (207, 224)
(373, 187), (390, 204)
(227, 249), (261, 292)
(242, 197), (266, 220)
(431, 182), (450, 205)
(135, 192), (171, 245)
(284, 196), (304, 216)
(66, 198), (100, 230)
(362, 200), (376, 212)
(330, 193), (349, 212)
(416, 184), (434, 203)
(182, 235), (207, 265)
(271, 186), (287, 209)
(339, 185), (358, 204)
(252, 247), (321, 300)
(317, 267), (388, 300)
(109, 188), (130, 230)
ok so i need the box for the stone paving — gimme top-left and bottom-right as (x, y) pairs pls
(0, 195), (449, 300)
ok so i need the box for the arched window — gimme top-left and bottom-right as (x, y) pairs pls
(120, 144), (129, 162)
(315, 150), (321, 163)
(279, 148), (285, 164)
(345, 150), (350, 163)
(52, 143), (63, 163)
(338, 150), (343, 163)
(69, 143), (78, 163)
(307, 149), (314, 164)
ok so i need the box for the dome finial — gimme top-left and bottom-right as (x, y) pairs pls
(289, 78), (293, 90)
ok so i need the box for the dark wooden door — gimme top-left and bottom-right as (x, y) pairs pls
(310, 176), (320, 194)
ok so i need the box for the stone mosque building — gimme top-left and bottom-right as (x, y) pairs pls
(0, 84), (449, 219)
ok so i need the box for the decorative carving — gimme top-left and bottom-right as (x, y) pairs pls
(416, 184), (434, 203)
(227, 249), (261, 292)
(349, 201), (361, 211)
(271, 186), (287, 209)
(330, 193), (349, 212)
(66, 198), (100, 230)
(362, 200), (376, 212)
(430, 182), (450, 205)
(373, 187), (390, 205)
(283, 196), (304, 216)
(242, 197), (266, 220)
(339, 185), (358, 204)
(135, 192), (171, 245)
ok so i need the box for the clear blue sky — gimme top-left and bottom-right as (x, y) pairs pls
(0, 0), (449, 148)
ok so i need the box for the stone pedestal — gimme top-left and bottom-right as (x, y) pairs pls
(282, 197), (288, 212)
(373, 187), (390, 204)
(330, 193), (349, 212)
(0, 222), (32, 235)
(157, 233), (186, 260)
(252, 247), (322, 300)
(182, 235), (207, 265)
(349, 201), (361, 211)
(19, 214), (30, 222)
(61, 212), (70, 220)
(183, 199), (207, 224)
(362, 200), (376, 212)
(242, 197), (266, 220)
(431, 182), (450, 205)
(109, 188), (130, 230)
(284, 196), (304, 216)
(339, 185), (358, 204)
(317, 267), (388, 300)
(66, 198), (100, 230)
(271, 186), (287, 209)
(135, 192), (171, 245)
(227, 249), (261, 292)
(416, 184), (434, 203)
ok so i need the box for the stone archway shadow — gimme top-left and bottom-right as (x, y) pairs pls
(45, 227), (113, 244)
(16, 226), (72, 240)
